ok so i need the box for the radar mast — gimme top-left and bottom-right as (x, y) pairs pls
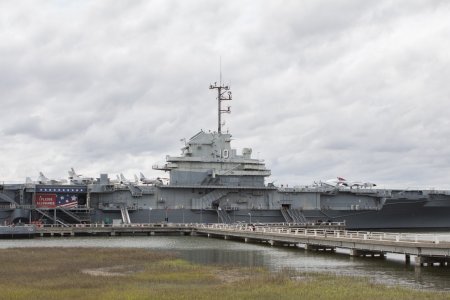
(209, 79), (232, 134)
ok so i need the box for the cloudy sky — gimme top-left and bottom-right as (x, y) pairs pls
(1, 0), (450, 189)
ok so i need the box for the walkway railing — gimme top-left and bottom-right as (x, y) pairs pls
(196, 223), (450, 245)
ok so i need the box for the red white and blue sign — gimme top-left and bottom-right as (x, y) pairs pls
(56, 194), (78, 208)
(35, 193), (79, 208)
(36, 194), (57, 208)
(37, 186), (86, 193)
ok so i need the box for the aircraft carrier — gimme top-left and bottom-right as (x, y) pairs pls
(2, 82), (450, 230)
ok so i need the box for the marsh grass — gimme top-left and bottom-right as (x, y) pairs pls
(0, 247), (447, 300)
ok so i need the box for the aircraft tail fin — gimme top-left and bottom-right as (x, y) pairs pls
(120, 173), (127, 182)
(68, 168), (76, 178)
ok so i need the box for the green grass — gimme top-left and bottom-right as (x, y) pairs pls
(0, 247), (447, 300)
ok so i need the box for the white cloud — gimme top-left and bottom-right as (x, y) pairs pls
(1, 0), (450, 189)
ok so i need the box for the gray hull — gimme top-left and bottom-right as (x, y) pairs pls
(90, 204), (450, 230)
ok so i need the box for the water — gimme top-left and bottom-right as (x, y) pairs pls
(1, 235), (450, 291)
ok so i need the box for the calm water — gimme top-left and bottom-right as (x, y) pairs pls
(1, 235), (450, 291)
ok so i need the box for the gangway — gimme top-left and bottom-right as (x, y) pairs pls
(287, 209), (307, 223)
(280, 207), (293, 223)
(35, 208), (69, 227)
(120, 205), (131, 224)
(58, 207), (90, 223)
(216, 208), (232, 223)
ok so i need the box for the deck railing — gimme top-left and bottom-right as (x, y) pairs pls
(197, 223), (450, 245)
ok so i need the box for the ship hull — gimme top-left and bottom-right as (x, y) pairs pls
(3, 184), (450, 231)
(89, 205), (450, 231)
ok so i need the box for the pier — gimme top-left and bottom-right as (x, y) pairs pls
(30, 222), (344, 238)
(194, 224), (450, 267)
(34, 223), (194, 237)
(12, 223), (450, 267)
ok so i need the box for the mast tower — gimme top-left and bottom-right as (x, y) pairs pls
(209, 81), (232, 134)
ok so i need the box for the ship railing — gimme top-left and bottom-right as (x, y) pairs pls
(1, 205), (91, 210)
(221, 206), (239, 211)
(98, 203), (138, 210)
(37, 222), (198, 229)
(0, 224), (35, 228)
(15, 205), (34, 209)
(152, 162), (178, 170)
(198, 224), (450, 245)
(0, 204), (17, 209)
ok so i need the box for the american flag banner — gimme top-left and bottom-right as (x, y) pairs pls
(56, 194), (78, 208)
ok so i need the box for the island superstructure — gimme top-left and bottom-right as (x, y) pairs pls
(2, 82), (450, 230)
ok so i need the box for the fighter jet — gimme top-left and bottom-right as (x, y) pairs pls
(68, 168), (94, 185)
(316, 177), (376, 189)
(120, 174), (131, 184)
(318, 177), (349, 187)
(37, 172), (67, 185)
(139, 172), (163, 185)
(348, 181), (377, 188)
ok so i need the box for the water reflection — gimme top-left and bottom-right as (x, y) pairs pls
(1, 236), (450, 291)
(180, 249), (266, 267)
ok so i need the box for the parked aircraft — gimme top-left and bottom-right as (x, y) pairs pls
(315, 177), (376, 189)
(37, 172), (67, 185)
(362, 182), (377, 188)
(25, 177), (36, 185)
(318, 177), (349, 187)
(120, 173), (131, 184)
(68, 168), (94, 184)
(345, 179), (377, 189)
(109, 175), (121, 185)
(139, 172), (163, 185)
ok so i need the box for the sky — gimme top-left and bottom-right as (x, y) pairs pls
(1, 0), (450, 189)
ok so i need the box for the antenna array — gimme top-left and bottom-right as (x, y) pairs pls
(209, 81), (232, 134)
